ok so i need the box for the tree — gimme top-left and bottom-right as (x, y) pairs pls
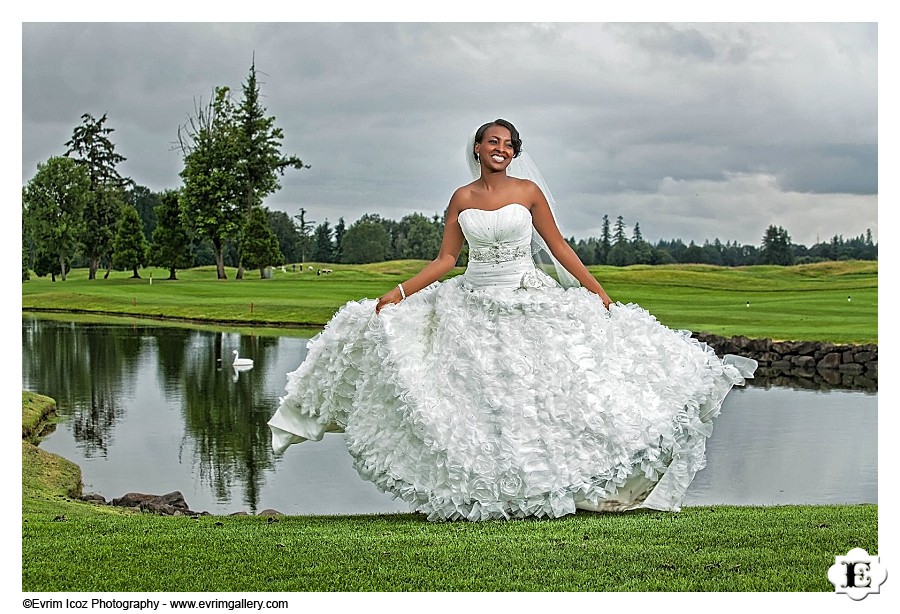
(682, 241), (705, 264)
(178, 87), (242, 279)
(312, 220), (335, 262)
(266, 209), (302, 264)
(64, 112), (130, 279)
(233, 60), (309, 278)
(631, 222), (643, 244)
(126, 185), (161, 240)
(606, 241), (636, 266)
(632, 239), (653, 265)
(341, 218), (392, 264)
(22, 156), (91, 281)
(293, 208), (315, 263)
(613, 215), (628, 245)
(401, 213), (442, 260)
(333, 217), (346, 263)
(598, 214), (611, 264)
(112, 204), (148, 278)
(240, 206), (283, 278)
(760, 225), (794, 265)
(149, 191), (193, 280)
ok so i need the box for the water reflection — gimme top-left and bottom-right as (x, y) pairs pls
(748, 365), (877, 393)
(22, 315), (877, 515)
(22, 316), (293, 513)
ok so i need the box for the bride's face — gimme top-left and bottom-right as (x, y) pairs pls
(475, 125), (514, 172)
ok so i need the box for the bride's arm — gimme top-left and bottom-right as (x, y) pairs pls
(528, 182), (612, 309)
(375, 197), (465, 313)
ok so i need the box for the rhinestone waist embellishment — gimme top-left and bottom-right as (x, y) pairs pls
(469, 244), (531, 264)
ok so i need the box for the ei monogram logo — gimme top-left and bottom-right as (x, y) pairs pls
(827, 548), (887, 600)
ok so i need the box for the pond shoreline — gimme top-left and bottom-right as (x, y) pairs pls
(24, 306), (879, 370)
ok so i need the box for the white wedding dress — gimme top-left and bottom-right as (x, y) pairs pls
(268, 203), (756, 521)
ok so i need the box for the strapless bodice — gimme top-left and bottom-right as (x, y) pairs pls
(458, 204), (537, 290)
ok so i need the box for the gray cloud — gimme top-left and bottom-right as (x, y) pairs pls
(21, 22), (877, 247)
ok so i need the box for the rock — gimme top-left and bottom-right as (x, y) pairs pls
(772, 341), (795, 355)
(80, 493), (107, 505)
(257, 509), (284, 517)
(747, 337), (772, 353)
(111, 491), (195, 516)
(791, 355), (817, 368)
(817, 352), (843, 370)
(792, 341), (819, 356)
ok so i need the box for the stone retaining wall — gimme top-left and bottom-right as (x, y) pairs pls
(691, 332), (877, 392)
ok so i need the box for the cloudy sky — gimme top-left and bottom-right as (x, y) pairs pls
(20, 20), (878, 248)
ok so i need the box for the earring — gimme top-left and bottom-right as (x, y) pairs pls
(474, 152), (480, 161)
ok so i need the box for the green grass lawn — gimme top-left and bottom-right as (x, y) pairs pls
(22, 260), (877, 344)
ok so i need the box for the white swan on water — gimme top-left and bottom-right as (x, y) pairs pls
(232, 350), (254, 367)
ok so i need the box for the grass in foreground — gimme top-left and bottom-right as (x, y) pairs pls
(22, 498), (877, 592)
(22, 260), (877, 344)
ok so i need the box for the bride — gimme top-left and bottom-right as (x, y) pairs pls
(268, 119), (756, 521)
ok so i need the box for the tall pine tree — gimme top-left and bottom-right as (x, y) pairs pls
(64, 113), (130, 279)
(234, 60), (309, 278)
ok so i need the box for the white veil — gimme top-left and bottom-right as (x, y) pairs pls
(466, 128), (580, 288)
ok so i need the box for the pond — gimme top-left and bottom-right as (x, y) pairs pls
(22, 315), (877, 515)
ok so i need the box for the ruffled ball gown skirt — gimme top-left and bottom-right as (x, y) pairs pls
(268, 204), (757, 521)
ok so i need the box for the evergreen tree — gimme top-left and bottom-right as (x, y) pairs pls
(312, 220), (335, 262)
(64, 113), (130, 279)
(598, 214), (611, 263)
(22, 157), (91, 281)
(112, 204), (148, 278)
(760, 225), (794, 265)
(149, 191), (193, 280)
(233, 60), (308, 278)
(613, 215), (628, 245)
(333, 217), (346, 263)
(240, 206), (283, 278)
(293, 207), (315, 263)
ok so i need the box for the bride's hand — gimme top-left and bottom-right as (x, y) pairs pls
(599, 292), (612, 310)
(375, 287), (404, 314)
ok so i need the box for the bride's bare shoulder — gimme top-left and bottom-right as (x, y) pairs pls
(448, 184), (477, 213)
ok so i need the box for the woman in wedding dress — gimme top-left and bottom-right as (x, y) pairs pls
(268, 119), (756, 521)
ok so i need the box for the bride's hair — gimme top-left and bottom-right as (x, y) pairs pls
(473, 118), (522, 161)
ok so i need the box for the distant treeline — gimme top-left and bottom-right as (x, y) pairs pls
(129, 192), (876, 269)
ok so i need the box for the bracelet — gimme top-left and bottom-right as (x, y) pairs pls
(397, 283), (406, 300)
